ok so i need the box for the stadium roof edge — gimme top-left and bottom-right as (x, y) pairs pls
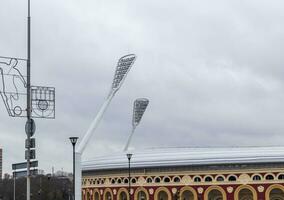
(82, 146), (284, 171)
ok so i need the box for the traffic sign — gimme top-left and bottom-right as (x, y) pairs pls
(25, 118), (36, 137)
(25, 138), (35, 149)
(13, 169), (38, 178)
(12, 161), (38, 170)
(25, 149), (36, 160)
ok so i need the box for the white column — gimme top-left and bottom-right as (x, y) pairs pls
(75, 152), (82, 200)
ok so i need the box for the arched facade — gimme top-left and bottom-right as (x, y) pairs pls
(81, 147), (284, 200)
(265, 173), (276, 181)
(134, 187), (149, 200)
(234, 185), (257, 200)
(103, 188), (113, 200)
(117, 188), (129, 200)
(86, 189), (92, 200)
(204, 186), (227, 200)
(265, 184), (284, 200)
(179, 186), (198, 200)
(93, 189), (100, 200)
(154, 187), (172, 200)
(82, 171), (284, 200)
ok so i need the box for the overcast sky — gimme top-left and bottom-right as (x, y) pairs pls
(1, 0), (284, 175)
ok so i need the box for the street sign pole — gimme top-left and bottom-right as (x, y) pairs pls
(12, 161), (38, 200)
(0, 1), (55, 199)
(26, 0), (32, 199)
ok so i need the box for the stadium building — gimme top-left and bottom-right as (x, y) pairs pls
(82, 146), (284, 200)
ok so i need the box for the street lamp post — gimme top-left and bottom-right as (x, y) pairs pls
(69, 137), (78, 200)
(126, 153), (132, 200)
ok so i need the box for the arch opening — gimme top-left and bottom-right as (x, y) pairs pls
(181, 190), (194, 200)
(105, 191), (112, 200)
(94, 191), (100, 200)
(138, 191), (147, 200)
(86, 191), (91, 200)
(269, 188), (284, 200)
(208, 189), (223, 200)
(119, 191), (128, 200)
(158, 191), (169, 200)
(238, 188), (253, 200)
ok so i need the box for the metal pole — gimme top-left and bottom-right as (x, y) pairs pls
(13, 173), (16, 200)
(39, 176), (42, 200)
(76, 92), (115, 154)
(128, 160), (130, 200)
(124, 127), (135, 152)
(69, 137), (78, 200)
(26, 0), (32, 199)
(73, 144), (75, 200)
(74, 152), (81, 200)
(127, 155), (132, 200)
(75, 92), (114, 200)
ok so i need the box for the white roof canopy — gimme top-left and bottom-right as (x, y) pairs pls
(82, 146), (284, 171)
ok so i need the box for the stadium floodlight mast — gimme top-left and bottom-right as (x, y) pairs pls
(124, 98), (149, 152)
(74, 54), (137, 200)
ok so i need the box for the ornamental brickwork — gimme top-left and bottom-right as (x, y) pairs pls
(82, 164), (284, 200)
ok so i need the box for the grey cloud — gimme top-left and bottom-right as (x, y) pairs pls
(1, 0), (284, 174)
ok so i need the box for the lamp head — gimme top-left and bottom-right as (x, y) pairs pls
(126, 153), (133, 160)
(111, 54), (136, 91)
(69, 137), (79, 146)
(133, 98), (149, 128)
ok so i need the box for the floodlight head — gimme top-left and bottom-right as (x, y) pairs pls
(111, 54), (136, 91)
(133, 98), (149, 128)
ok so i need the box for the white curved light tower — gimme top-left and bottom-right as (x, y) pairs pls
(75, 54), (136, 200)
(124, 98), (149, 152)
